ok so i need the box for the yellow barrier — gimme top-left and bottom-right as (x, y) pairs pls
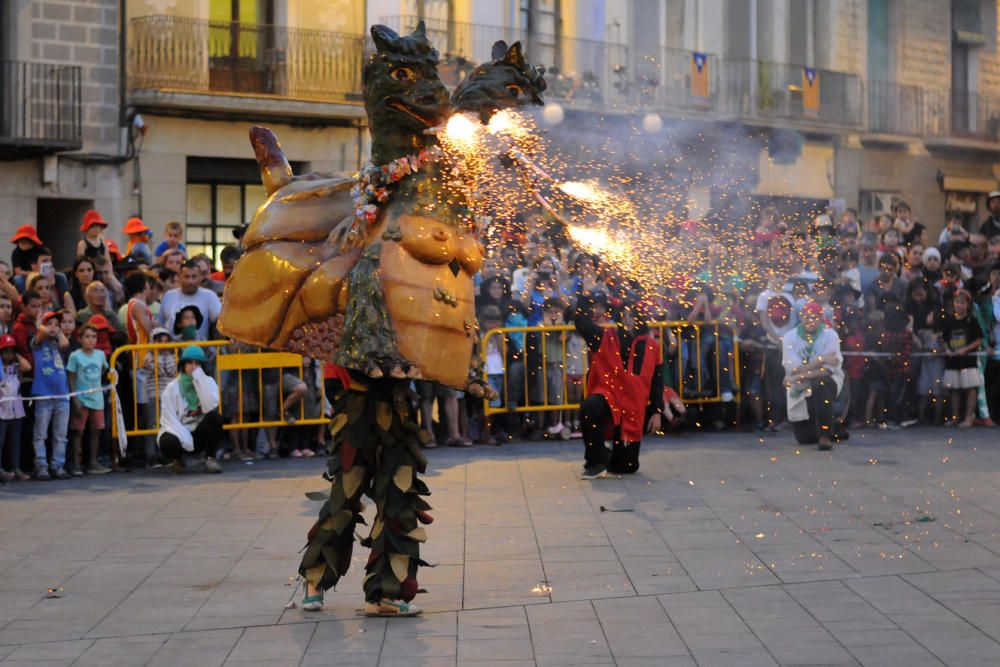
(480, 321), (741, 416)
(109, 340), (331, 441)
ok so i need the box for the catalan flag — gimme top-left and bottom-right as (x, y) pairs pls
(802, 67), (820, 117)
(691, 52), (709, 99)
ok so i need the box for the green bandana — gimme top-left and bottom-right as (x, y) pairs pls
(796, 321), (826, 362)
(179, 372), (200, 412)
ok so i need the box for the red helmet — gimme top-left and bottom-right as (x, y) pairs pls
(0, 334), (16, 351)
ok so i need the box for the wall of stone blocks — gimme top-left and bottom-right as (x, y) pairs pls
(29, 0), (121, 151)
(894, 1), (952, 90)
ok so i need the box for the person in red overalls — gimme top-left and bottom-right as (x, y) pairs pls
(574, 297), (664, 479)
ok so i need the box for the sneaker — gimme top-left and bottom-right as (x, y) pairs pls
(87, 464), (111, 475)
(580, 463), (607, 480)
(291, 449), (303, 458)
(559, 426), (572, 440)
(301, 449), (316, 458)
(33, 468), (51, 481)
(204, 458), (223, 474)
(68, 467), (84, 477)
(546, 422), (565, 436)
(363, 598), (422, 617)
(900, 419), (918, 428)
(51, 467), (71, 480)
(302, 588), (324, 612)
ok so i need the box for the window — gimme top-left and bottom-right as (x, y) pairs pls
(185, 156), (301, 267)
(185, 183), (264, 268)
(519, 0), (562, 72)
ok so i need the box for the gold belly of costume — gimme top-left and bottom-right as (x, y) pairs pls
(380, 214), (482, 388)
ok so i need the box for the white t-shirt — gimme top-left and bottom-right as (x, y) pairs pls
(158, 287), (222, 340)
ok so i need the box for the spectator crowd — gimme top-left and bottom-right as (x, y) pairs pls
(2, 191), (999, 482)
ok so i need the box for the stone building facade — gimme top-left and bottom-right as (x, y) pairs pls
(3, 0), (1000, 269)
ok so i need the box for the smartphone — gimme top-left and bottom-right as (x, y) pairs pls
(40, 261), (54, 278)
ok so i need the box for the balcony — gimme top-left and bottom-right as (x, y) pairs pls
(127, 15), (366, 123)
(382, 15), (717, 117)
(722, 59), (863, 130)
(864, 81), (936, 138)
(0, 60), (82, 160)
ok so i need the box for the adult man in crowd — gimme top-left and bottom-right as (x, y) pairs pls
(191, 254), (225, 297)
(980, 191), (1000, 239)
(857, 233), (880, 291)
(159, 259), (221, 341)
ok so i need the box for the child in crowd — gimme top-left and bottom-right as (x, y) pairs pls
(155, 221), (187, 260)
(66, 323), (111, 475)
(30, 311), (70, 480)
(541, 297), (568, 438)
(220, 340), (260, 460)
(123, 217), (153, 260)
(77, 210), (109, 260)
(479, 305), (505, 445)
(11, 225), (44, 276)
(738, 309), (767, 429)
(937, 289), (983, 428)
(59, 310), (79, 361)
(173, 305), (202, 342)
(146, 327), (178, 406)
(0, 334), (29, 482)
(0, 293), (13, 335)
(13, 290), (42, 369)
(917, 329), (946, 425)
(876, 303), (918, 427)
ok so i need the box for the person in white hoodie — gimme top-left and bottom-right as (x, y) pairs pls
(157, 345), (223, 473)
(782, 300), (845, 451)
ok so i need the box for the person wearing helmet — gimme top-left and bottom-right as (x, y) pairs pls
(157, 345), (223, 473)
(574, 295), (664, 479)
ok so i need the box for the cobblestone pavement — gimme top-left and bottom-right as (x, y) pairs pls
(3, 427), (1000, 666)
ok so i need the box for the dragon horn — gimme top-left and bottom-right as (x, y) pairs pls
(249, 126), (293, 195)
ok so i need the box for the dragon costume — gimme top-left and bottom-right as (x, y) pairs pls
(217, 23), (546, 614)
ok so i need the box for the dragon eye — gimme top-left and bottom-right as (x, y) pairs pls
(505, 84), (524, 97)
(392, 67), (415, 81)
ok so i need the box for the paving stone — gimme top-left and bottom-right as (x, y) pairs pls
(1, 431), (1000, 664)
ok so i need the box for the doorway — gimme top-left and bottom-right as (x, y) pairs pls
(37, 198), (93, 271)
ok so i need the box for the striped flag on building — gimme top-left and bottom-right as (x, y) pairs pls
(691, 52), (709, 99)
(802, 67), (820, 117)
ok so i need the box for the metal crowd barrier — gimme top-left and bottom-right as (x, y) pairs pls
(109, 340), (330, 439)
(480, 321), (741, 417)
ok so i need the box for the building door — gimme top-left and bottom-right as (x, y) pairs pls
(209, 0), (276, 94)
(37, 198), (94, 271)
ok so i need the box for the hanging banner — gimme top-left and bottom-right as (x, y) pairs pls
(802, 67), (820, 117)
(691, 52), (709, 98)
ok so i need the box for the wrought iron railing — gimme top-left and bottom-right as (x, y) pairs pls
(948, 90), (1000, 142)
(383, 15), (719, 115)
(722, 59), (863, 127)
(866, 80), (927, 135)
(0, 60), (82, 149)
(128, 15), (365, 102)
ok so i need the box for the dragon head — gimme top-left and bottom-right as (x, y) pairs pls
(364, 21), (451, 163)
(451, 41), (547, 122)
